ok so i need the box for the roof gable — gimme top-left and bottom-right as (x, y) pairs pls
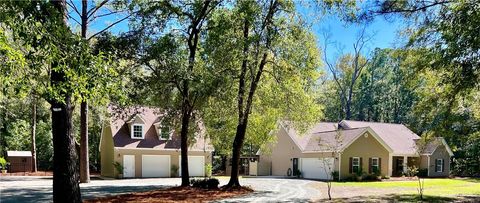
(106, 106), (213, 152)
(340, 120), (420, 155)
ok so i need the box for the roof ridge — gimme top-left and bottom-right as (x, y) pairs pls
(311, 127), (368, 134)
(343, 120), (406, 126)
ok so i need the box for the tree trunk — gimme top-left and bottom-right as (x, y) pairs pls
(180, 101), (191, 186)
(227, 122), (248, 187)
(31, 99), (37, 172)
(50, 0), (81, 202)
(80, 102), (89, 183)
(79, 0), (90, 183)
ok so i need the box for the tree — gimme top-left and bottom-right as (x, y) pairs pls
(322, 27), (371, 120)
(133, 0), (221, 186)
(200, 0), (322, 188)
(317, 125), (344, 200)
(65, 0), (131, 183)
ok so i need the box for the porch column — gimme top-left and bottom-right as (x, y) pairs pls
(388, 153), (393, 176)
(403, 156), (408, 174)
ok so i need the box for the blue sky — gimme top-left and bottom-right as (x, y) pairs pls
(68, 1), (405, 62)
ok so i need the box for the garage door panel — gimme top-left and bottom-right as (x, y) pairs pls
(179, 156), (205, 177)
(300, 158), (334, 180)
(142, 155), (170, 178)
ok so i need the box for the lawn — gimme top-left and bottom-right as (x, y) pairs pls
(333, 178), (480, 197)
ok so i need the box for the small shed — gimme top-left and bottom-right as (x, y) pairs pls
(7, 151), (33, 172)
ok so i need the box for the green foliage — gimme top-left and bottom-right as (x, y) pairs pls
(0, 157), (7, 168)
(203, 0), (323, 157)
(205, 164), (212, 177)
(405, 166), (419, 177)
(171, 164), (179, 177)
(113, 162), (123, 175)
(190, 178), (220, 189)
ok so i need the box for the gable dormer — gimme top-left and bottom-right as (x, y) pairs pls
(153, 118), (173, 141)
(127, 114), (146, 139)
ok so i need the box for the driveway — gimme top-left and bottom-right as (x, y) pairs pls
(0, 176), (324, 202)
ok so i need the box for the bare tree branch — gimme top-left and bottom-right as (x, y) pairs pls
(87, 0), (109, 19)
(66, 0), (81, 16)
(87, 14), (131, 40)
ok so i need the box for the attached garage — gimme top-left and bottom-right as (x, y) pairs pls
(142, 155), (171, 177)
(179, 156), (205, 177)
(123, 155), (135, 178)
(300, 158), (334, 180)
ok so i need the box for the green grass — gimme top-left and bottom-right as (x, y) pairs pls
(333, 178), (480, 196)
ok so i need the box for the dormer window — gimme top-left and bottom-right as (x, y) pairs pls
(131, 124), (144, 139)
(159, 126), (172, 140)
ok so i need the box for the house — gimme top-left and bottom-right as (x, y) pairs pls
(6, 151), (33, 173)
(255, 120), (453, 180)
(100, 106), (214, 178)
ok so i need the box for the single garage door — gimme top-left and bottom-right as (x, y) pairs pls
(300, 158), (334, 180)
(142, 155), (170, 177)
(179, 156), (205, 177)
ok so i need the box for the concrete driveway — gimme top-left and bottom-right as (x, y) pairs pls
(0, 176), (324, 202)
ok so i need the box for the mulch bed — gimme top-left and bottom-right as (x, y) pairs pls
(84, 186), (253, 203)
(0, 171), (53, 176)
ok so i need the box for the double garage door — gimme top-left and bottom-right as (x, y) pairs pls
(300, 158), (334, 180)
(123, 155), (205, 178)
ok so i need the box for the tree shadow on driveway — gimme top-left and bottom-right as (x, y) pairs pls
(0, 185), (169, 203)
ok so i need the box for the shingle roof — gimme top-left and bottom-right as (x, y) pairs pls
(282, 120), (423, 155)
(303, 128), (368, 152)
(108, 106), (213, 152)
(340, 120), (420, 155)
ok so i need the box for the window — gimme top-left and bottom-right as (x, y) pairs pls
(159, 126), (171, 140)
(352, 157), (360, 173)
(131, 124), (144, 139)
(435, 159), (444, 172)
(371, 157), (379, 173)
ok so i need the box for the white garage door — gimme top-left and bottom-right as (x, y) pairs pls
(300, 158), (334, 180)
(179, 156), (205, 177)
(142, 155), (170, 178)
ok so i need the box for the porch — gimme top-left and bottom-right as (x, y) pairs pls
(391, 156), (420, 177)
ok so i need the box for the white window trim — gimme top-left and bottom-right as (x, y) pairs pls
(352, 157), (360, 172)
(158, 126), (173, 140)
(131, 124), (145, 139)
(435, 159), (444, 172)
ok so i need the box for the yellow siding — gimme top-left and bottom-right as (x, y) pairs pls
(340, 132), (389, 178)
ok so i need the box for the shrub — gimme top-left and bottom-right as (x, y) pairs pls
(113, 162), (123, 176)
(331, 171), (339, 180)
(405, 166), (419, 177)
(361, 173), (381, 181)
(381, 175), (390, 179)
(0, 157), (7, 169)
(343, 173), (360, 182)
(190, 178), (220, 189)
(171, 164), (179, 177)
(417, 168), (428, 178)
(205, 164), (212, 177)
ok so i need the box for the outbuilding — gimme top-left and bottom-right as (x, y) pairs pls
(7, 151), (33, 173)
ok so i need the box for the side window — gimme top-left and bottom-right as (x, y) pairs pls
(352, 157), (360, 173)
(435, 159), (444, 172)
(371, 157), (379, 173)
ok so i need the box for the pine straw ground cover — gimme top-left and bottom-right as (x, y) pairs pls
(83, 186), (253, 203)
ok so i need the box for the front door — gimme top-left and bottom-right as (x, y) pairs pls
(395, 158), (404, 176)
(292, 158), (299, 176)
